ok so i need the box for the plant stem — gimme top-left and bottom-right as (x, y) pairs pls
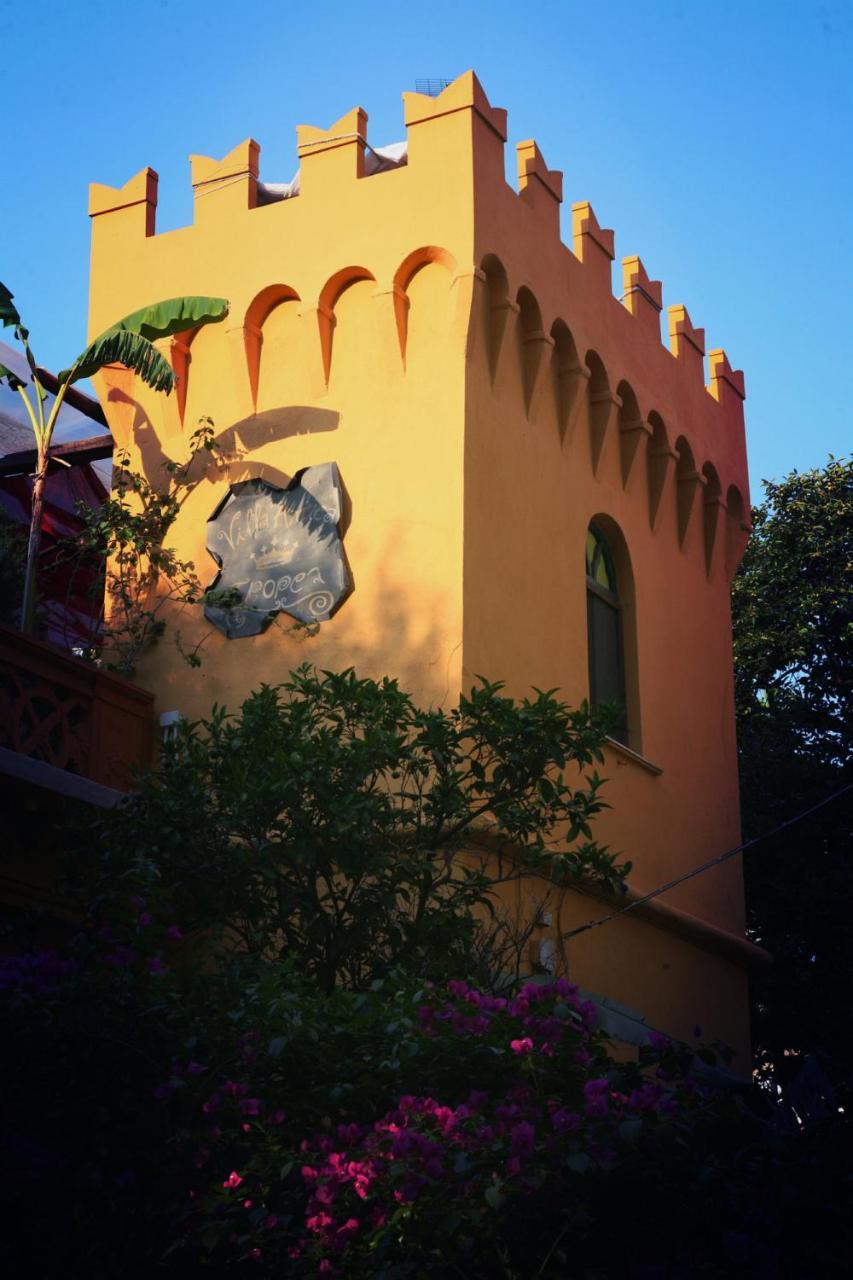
(20, 373), (70, 634)
(21, 439), (48, 632)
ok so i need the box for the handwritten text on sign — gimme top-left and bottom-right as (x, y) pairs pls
(204, 464), (350, 639)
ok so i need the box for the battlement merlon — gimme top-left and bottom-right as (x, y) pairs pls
(708, 349), (746, 410)
(516, 141), (563, 237)
(88, 167), (158, 237)
(622, 256), (663, 340)
(668, 305), (706, 385)
(403, 70), (507, 181)
(571, 202), (615, 290)
(296, 107), (368, 195)
(190, 139), (260, 221)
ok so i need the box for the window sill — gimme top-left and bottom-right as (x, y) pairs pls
(603, 736), (663, 776)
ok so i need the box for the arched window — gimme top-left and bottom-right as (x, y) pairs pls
(585, 523), (627, 744)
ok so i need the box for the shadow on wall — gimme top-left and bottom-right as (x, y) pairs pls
(121, 399), (340, 489)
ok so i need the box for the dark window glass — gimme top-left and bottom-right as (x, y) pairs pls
(586, 525), (628, 744)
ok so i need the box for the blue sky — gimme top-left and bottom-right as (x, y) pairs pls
(1, 0), (850, 492)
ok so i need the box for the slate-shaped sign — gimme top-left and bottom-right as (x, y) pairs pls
(204, 462), (349, 638)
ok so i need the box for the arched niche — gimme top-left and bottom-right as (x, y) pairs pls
(615, 379), (649, 487)
(585, 350), (616, 475)
(392, 246), (456, 367)
(321, 267), (378, 388)
(242, 285), (301, 411)
(725, 483), (751, 578)
(550, 319), (585, 444)
(516, 286), (548, 414)
(674, 435), (704, 547)
(176, 318), (228, 430)
(646, 411), (674, 529)
(586, 512), (642, 752)
(480, 253), (511, 381)
(254, 289), (304, 411)
(701, 461), (723, 576)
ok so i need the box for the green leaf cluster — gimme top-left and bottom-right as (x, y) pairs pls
(731, 456), (853, 1095)
(85, 667), (628, 994)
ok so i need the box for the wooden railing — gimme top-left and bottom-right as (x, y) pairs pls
(0, 624), (154, 792)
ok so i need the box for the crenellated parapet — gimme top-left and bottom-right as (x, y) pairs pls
(87, 70), (749, 576)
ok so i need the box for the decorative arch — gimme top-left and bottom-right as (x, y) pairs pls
(585, 350), (616, 475)
(243, 284), (302, 410)
(171, 315), (233, 428)
(550, 319), (585, 444)
(393, 245), (456, 295)
(615, 379), (649, 487)
(674, 435), (703, 547)
(318, 265), (376, 316)
(317, 266), (377, 385)
(392, 246), (456, 365)
(701, 462), (724, 576)
(646, 411), (674, 529)
(480, 253), (511, 380)
(244, 283), (301, 333)
(516, 286), (548, 414)
(725, 483), (751, 578)
(585, 513), (641, 750)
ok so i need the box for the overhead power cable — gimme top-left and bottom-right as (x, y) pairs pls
(560, 782), (853, 943)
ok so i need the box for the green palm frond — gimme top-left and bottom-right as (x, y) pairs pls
(59, 294), (229, 388)
(66, 329), (176, 392)
(0, 280), (24, 333)
(0, 362), (26, 392)
(104, 295), (229, 343)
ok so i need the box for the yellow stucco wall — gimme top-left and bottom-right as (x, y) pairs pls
(87, 72), (761, 1071)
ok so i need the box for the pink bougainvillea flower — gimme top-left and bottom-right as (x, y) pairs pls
(239, 1097), (261, 1116)
(510, 1121), (536, 1155)
(551, 1109), (581, 1133)
(584, 1078), (610, 1116)
(222, 1171), (243, 1189)
(510, 1037), (534, 1055)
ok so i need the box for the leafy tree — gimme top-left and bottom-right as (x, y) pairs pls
(82, 667), (629, 994)
(732, 456), (852, 1095)
(0, 285), (228, 632)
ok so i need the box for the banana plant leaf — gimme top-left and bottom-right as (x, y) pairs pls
(59, 295), (229, 387)
(1, 281), (21, 326)
(0, 362), (26, 391)
(64, 329), (177, 392)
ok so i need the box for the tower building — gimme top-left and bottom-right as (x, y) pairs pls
(87, 72), (763, 1067)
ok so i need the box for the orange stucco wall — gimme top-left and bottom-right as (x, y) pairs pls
(87, 72), (760, 1071)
